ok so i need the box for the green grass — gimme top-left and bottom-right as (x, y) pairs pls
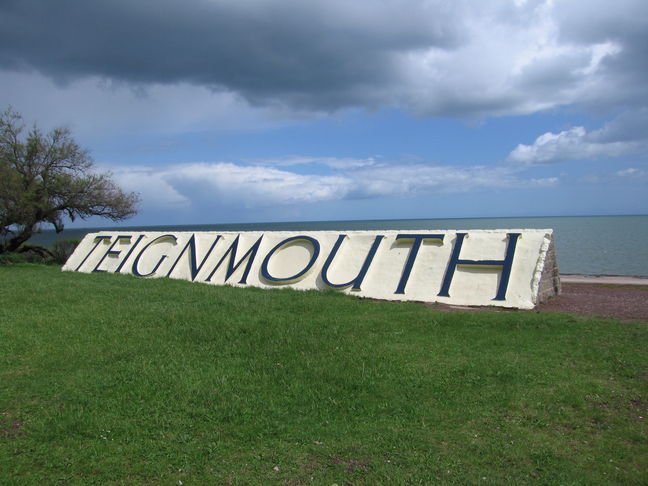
(1, 264), (647, 485)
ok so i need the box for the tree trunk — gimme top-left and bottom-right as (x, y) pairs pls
(4, 226), (34, 253)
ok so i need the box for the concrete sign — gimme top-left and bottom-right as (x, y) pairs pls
(63, 229), (560, 309)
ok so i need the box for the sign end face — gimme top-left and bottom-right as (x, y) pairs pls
(533, 232), (561, 305)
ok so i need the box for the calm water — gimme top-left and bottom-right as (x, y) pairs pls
(28, 215), (648, 276)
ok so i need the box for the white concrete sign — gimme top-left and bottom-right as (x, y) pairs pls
(63, 229), (560, 309)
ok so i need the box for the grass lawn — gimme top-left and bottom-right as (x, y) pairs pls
(1, 264), (647, 485)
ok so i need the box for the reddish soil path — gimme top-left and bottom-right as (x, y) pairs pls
(536, 283), (648, 322)
(433, 283), (648, 322)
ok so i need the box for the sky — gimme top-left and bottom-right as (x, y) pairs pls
(1, 0), (647, 228)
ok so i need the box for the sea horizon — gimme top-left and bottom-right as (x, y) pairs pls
(28, 214), (648, 277)
(44, 211), (648, 231)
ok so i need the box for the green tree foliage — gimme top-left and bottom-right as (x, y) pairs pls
(0, 108), (139, 253)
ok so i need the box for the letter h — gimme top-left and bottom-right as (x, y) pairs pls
(438, 233), (520, 301)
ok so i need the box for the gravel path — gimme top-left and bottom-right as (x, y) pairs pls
(433, 281), (648, 322)
(536, 283), (648, 322)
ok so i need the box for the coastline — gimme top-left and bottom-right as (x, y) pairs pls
(27, 215), (648, 277)
(560, 274), (648, 285)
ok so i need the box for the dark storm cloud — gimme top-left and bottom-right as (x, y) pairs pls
(553, 0), (648, 110)
(1, 0), (646, 116)
(0, 0), (461, 110)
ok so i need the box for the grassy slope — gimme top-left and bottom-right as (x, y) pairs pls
(1, 264), (646, 485)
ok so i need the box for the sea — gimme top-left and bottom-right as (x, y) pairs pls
(27, 215), (648, 277)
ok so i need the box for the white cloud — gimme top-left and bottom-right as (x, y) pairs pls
(254, 156), (380, 170)
(508, 109), (648, 164)
(351, 163), (558, 196)
(110, 166), (191, 209)
(0, 71), (287, 142)
(581, 166), (648, 184)
(106, 158), (558, 211)
(111, 162), (354, 210)
(616, 168), (646, 177)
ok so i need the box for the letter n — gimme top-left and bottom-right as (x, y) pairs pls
(205, 235), (263, 284)
(167, 234), (221, 281)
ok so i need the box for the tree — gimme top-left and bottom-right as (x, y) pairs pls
(0, 108), (139, 253)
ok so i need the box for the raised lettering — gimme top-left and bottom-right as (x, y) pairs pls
(321, 234), (384, 290)
(261, 236), (320, 284)
(93, 235), (133, 273)
(167, 234), (221, 281)
(205, 235), (263, 284)
(75, 235), (112, 271)
(394, 234), (444, 294)
(438, 232), (520, 301)
(132, 234), (178, 277)
(115, 235), (146, 273)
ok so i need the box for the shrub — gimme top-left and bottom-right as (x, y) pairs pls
(0, 248), (53, 265)
(51, 239), (81, 265)
(0, 252), (30, 265)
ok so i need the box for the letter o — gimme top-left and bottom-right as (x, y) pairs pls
(261, 236), (320, 284)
